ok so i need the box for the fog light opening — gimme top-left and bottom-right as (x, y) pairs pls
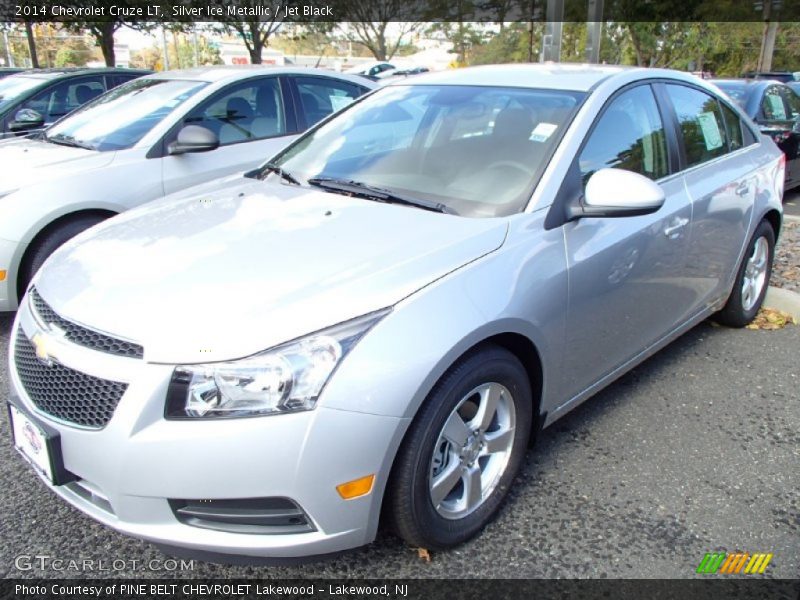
(336, 474), (375, 500)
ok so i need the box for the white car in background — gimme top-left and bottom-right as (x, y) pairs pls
(0, 66), (374, 311)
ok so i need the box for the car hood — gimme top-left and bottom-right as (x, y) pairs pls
(0, 137), (114, 194)
(35, 178), (508, 363)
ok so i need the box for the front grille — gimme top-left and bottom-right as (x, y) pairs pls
(29, 288), (144, 359)
(14, 330), (128, 428)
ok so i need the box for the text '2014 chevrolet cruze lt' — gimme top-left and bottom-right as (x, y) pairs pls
(8, 65), (783, 561)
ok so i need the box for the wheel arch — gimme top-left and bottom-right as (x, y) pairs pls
(15, 208), (117, 302)
(375, 326), (547, 538)
(761, 208), (782, 239)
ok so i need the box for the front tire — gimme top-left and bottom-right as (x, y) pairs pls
(387, 345), (532, 549)
(715, 219), (776, 328)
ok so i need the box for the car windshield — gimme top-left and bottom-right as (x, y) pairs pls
(714, 82), (751, 106)
(44, 78), (208, 152)
(273, 84), (584, 217)
(0, 76), (43, 111)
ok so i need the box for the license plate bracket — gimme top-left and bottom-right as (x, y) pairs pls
(7, 402), (76, 486)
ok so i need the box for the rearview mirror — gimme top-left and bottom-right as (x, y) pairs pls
(567, 168), (665, 220)
(167, 125), (219, 155)
(9, 108), (45, 132)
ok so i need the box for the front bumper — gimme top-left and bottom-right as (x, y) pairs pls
(8, 302), (408, 559)
(0, 237), (23, 311)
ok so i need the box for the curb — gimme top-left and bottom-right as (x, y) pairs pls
(764, 286), (800, 321)
(784, 214), (800, 223)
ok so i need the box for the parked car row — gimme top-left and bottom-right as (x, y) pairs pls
(712, 77), (800, 189)
(5, 64), (783, 564)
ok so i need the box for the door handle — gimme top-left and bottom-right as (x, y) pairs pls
(735, 181), (751, 197)
(664, 217), (689, 239)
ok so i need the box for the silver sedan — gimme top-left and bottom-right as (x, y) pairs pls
(8, 64), (783, 560)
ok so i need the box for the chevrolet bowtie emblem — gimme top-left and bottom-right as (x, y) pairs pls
(31, 331), (59, 367)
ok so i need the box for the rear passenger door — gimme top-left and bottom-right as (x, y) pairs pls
(161, 76), (298, 196)
(290, 76), (369, 130)
(662, 83), (757, 309)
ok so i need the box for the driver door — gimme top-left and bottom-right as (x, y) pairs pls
(559, 84), (695, 402)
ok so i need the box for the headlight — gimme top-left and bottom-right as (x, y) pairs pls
(165, 309), (390, 419)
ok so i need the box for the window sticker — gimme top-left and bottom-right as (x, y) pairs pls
(330, 95), (354, 112)
(696, 111), (723, 150)
(530, 122), (558, 142)
(766, 93), (787, 120)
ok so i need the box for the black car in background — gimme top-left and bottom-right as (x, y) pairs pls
(0, 67), (151, 139)
(743, 71), (799, 83)
(713, 78), (800, 189)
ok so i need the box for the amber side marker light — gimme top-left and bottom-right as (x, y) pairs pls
(336, 474), (375, 499)
(0, 270), (6, 281)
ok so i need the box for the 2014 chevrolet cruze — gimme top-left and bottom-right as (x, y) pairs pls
(7, 65), (783, 561)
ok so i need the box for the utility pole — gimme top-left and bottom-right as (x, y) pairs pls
(585, 0), (604, 63)
(161, 26), (170, 71)
(2, 29), (13, 67)
(192, 27), (200, 67)
(757, 0), (778, 72)
(540, 0), (564, 62)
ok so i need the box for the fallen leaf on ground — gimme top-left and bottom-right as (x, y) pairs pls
(415, 547), (431, 562)
(746, 307), (796, 330)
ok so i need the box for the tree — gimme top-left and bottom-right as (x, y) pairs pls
(336, 1), (421, 61)
(54, 37), (93, 67)
(468, 22), (538, 65)
(208, 0), (293, 64)
(24, 21), (38, 68)
(63, 22), (125, 66)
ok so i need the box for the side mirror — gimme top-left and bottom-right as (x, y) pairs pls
(167, 125), (219, 155)
(567, 168), (665, 220)
(9, 108), (45, 132)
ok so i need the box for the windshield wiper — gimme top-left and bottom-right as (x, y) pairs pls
(45, 133), (95, 151)
(257, 162), (300, 185)
(306, 177), (456, 215)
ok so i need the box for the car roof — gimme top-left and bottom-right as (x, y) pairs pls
(388, 63), (631, 92)
(13, 67), (151, 81)
(147, 65), (375, 86)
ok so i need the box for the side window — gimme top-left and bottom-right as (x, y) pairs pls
(108, 73), (140, 89)
(720, 103), (745, 151)
(762, 86), (788, 121)
(779, 85), (800, 119)
(665, 84), (729, 167)
(295, 76), (363, 127)
(183, 77), (285, 146)
(21, 76), (106, 122)
(579, 85), (669, 184)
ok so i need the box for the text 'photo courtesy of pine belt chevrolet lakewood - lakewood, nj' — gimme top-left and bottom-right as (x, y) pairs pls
(4, 63), (785, 561)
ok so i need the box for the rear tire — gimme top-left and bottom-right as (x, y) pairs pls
(387, 345), (532, 550)
(18, 215), (108, 298)
(715, 219), (775, 328)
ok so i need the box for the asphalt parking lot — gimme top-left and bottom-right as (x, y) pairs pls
(0, 312), (797, 579)
(783, 190), (800, 218)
